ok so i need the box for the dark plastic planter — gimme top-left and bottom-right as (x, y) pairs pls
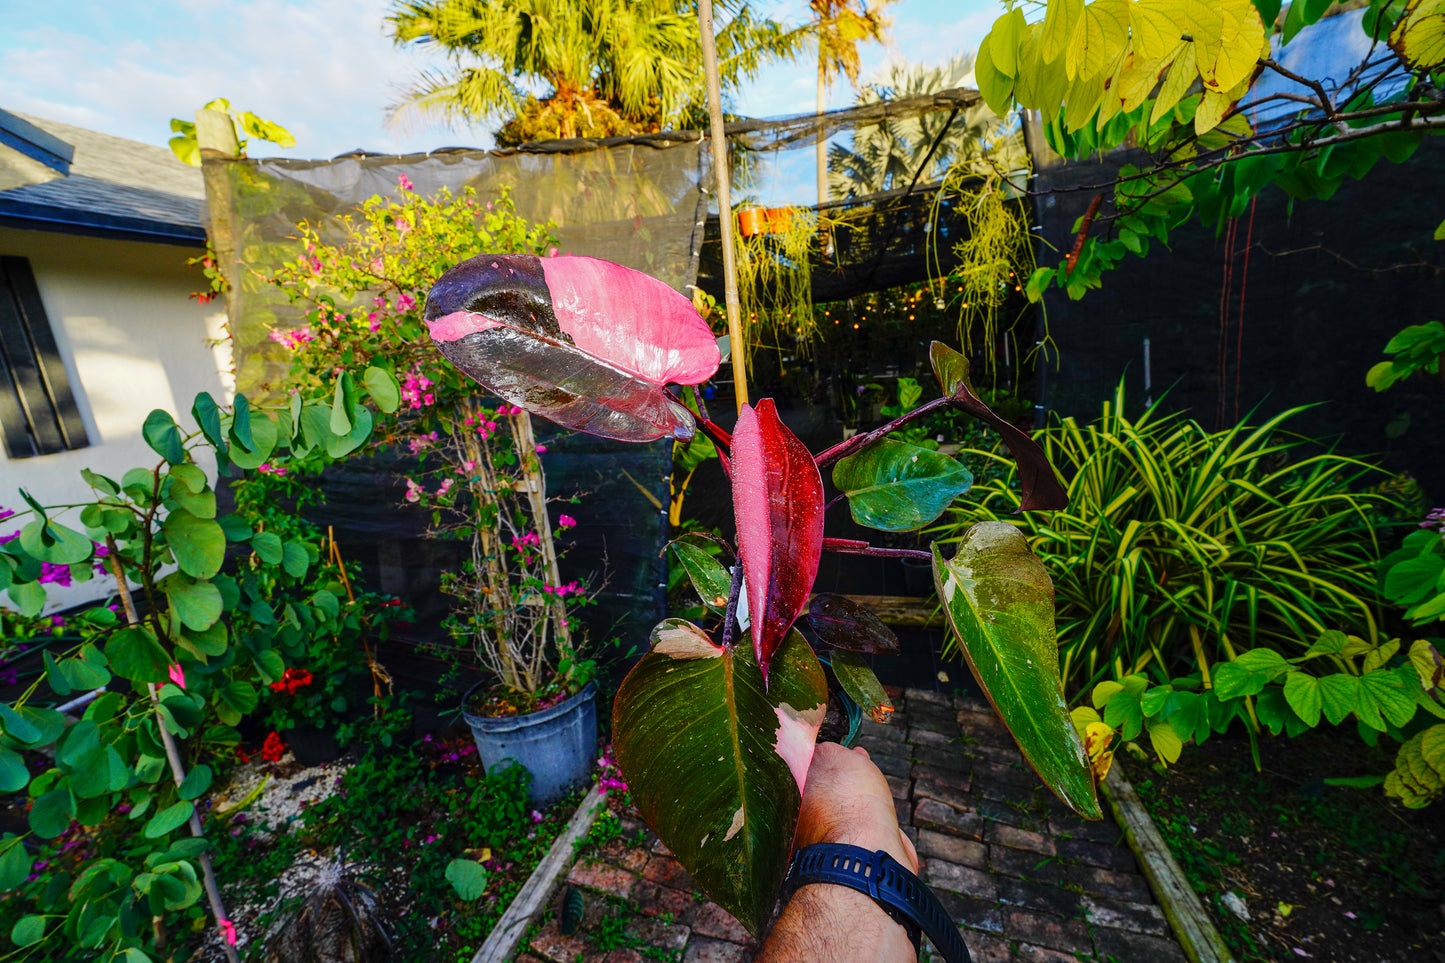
(286, 726), (340, 767)
(461, 681), (597, 805)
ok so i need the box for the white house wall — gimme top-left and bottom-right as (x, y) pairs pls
(0, 226), (231, 612)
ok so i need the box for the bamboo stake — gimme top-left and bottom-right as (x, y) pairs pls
(696, 0), (749, 411)
(105, 543), (240, 963)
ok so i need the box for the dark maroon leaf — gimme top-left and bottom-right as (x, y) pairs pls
(799, 593), (900, 655)
(426, 254), (720, 442)
(929, 342), (1067, 512)
(732, 400), (824, 679)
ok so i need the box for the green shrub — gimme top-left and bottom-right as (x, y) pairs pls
(932, 385), (1397, 692)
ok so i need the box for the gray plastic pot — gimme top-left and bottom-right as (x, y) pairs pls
(461, 680), (598, 805)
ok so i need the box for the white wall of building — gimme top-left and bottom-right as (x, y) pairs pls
(0, 226), (232, 612)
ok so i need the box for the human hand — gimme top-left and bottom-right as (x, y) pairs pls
(794, 742), (918, 873)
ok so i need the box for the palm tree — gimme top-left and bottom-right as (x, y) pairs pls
(387, 0), (805, 143)
(826, 54), (1026, 199)
(808, 0), (894, 204)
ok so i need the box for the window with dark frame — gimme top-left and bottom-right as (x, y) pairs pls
(0, 256), (89, 458)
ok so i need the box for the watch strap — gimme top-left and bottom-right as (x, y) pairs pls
(782, 843), (972, 963)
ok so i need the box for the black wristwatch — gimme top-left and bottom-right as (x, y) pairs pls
(781, 843), (972, 963)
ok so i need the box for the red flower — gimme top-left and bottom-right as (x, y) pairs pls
(261, 732), (287, 762)
(269, 668), (314, 695)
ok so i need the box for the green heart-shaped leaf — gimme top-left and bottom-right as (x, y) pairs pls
(104, 626), (171, 683)
(614, 621), (826, 934)
(932, 524), (1100, 819)
(143, 409), (186, 465)
(833, 438), (973, 532)
(162, 510), (226, 580)
(162, 574), (223, 631)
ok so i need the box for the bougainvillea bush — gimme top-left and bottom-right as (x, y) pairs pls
(423, 252), (1102, 932)
(268, 180), (595, 706)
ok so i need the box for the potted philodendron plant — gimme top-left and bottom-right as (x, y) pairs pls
(423, 253), (1102, 934)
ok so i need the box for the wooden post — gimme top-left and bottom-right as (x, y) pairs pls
(195, 108), (240, 389)
(696, 0), (749, 411)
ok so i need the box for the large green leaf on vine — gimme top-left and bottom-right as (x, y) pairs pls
(162, 510), (226, 580)
(933, 524), (1100, 818)
(832, 438), (973, 532)
(613, 620), (827, 934)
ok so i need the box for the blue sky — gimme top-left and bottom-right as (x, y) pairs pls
(1, 0), (1002, 160)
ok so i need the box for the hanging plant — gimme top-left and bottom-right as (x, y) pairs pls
(732, 206), (822, 361)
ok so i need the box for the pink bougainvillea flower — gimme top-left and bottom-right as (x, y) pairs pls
(535, 445), (547, 454)
(219, 920), (237, 946)
(397, 173), (414, 191)
(557, 514), (577, 529)
(167, 664), (187, 689)
(425, 255), (719, 442)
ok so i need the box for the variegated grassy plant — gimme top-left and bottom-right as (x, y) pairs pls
(931, 385), (1400, 694)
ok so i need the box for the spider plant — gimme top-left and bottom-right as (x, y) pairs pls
(931, 384), (1399, 695)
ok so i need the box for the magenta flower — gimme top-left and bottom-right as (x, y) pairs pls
(397, 174), (414, 191)
(168, 664), (187, 689)
(558, 514), (577, 529)
(534, 445), (547, 454)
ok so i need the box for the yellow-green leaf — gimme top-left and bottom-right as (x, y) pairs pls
(975, 32), (1018, 115)
(1391, 0), (1445, 70)
(1132, 0), (1214, 60)
(1042, 0), (1086, 63)
(991, 7), (1028, 76)
(1150, 42), (1198, 125)
(1147, 719), (1183, 764)
(1065, 71), (1107, 132)
(933, 525), (1101, 819)
(1067, 0), (1132, 80)
(1204, 0), (1266, 92)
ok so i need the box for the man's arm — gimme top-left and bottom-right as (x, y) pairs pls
(758, 743), (919, 963)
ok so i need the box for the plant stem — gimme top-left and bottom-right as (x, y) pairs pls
(821, 537), (931, 562)
(814, 397), (952, 469)
(106, 541), (240, 963)
(721, 562), (745, 649)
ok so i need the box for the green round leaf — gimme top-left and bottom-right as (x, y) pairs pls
(325, 406), (373, 458)
(11, 915), (46, 947)
(20, 518), (94, 564)
(362, 366), (400, 413)
(834, 439), (973, 532)
(281, 541), (310, 579)
(162, 510), (226, 580)
(0, 747), (29, 793)
(445, 858), (489, 900)
(178, 764), (213, 801)
(227, 410), (278, 470)
(0, 836), (29, 889)
(29, 788), (76, 838)
(5, 581), (45, 618)
(144, 801), (195, 839)
(162, 575), (223, 631)
(104, 626), (171, 683)
(251, 531), (283, 565)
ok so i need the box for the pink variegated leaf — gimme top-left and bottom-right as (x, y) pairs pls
(426, 255), (720, 442)
(731, 400), (824, 678)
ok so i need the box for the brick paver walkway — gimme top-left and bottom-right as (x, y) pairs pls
(519, 687), (1190, 963)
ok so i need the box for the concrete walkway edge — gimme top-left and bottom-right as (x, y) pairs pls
(1102, 766), (1238, 963)
(472, 783), (608, 963)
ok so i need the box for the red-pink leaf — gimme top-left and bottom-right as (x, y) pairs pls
(426, 255), (720, 441)
(731, 400), (824, 679)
